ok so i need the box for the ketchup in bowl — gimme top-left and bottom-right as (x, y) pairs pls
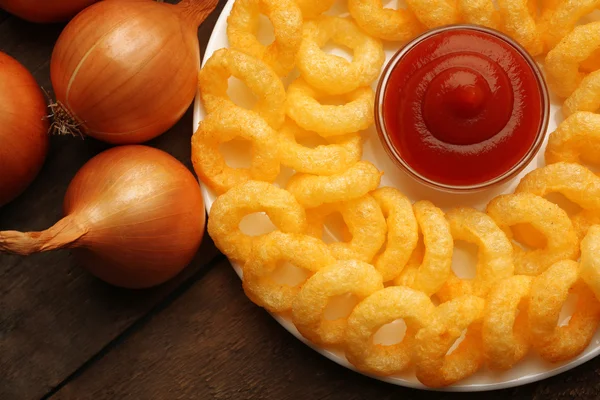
(375, 25), (549, 192)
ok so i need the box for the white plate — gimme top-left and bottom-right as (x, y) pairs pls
(193, 0), (600, 391)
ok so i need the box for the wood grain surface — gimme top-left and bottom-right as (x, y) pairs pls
(2, 1), (600, 399)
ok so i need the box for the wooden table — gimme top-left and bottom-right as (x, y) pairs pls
(1, 2), (600, 399)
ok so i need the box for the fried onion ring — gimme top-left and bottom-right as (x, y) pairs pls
(286, 161), (382, 208)
(291, 260), (384, 346)
(529, 260), (600, 363)
(563, 73), (600, 117)
(278, 119), (362, 176)
(414, 295), (485, 387)
(192, 105), (280, 194)
(436, 208), (514, 302)
(482, 275), (533, 370)
(573, 210), (600, 241)
(297, 16), (385, 95)
(226, 0), (303, 76)
(457, 0), (501, 30)
(545, 21), (600, 98)
(497, 0), (543, 56)
(581, 225), (600, 302)
(294, 0), (336, 18)
(487, 193), (578, 276)
(546, 112), (600, 164)
(305, 194), (387, 263)
(348, 0), (424, 42)
(243, 231), (336, 313)
(371, 187), (419, 282)
(207, 181), (307, 263)
(539, 0), (600, 52)
(345, 286), (436, 375)
(405, 0), (461, 29)
(198, 48), (286, 128)
(286, 78), (375, 137)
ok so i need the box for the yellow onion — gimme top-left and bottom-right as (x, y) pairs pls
(0, 145), (206, 289)
(50, 0), (218, 144)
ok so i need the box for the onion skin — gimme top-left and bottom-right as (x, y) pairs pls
(0, 0), (97, 23)
(0, 145), (206, 289)
(50, 0), (218, 144)
(0, 52), (49, 207)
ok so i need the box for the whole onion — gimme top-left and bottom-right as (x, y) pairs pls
(50, 0), (218, 144)
(0, 51), (49, 206)
(0, 0), (97, 23)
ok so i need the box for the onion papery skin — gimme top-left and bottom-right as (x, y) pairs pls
(50, 0), (205, 144)
(0, 52), (49, 207)
(0, 0), (97, 23)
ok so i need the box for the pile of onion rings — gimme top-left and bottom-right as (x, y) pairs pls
(193, 0), (600, 388)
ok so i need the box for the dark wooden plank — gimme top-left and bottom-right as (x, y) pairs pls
(0, 1), (228, 398)
(53, 260), (600, 400)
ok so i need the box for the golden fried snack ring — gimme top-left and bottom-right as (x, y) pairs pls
(546, 112), (600, 164)
(207, 181), (307, 263)
(487, 193), (578, 276)
(529, 260), (600, 363)
(573, 210), (600, 242)
(539, 0), (600, 52)
(405, 0), (461, 29)
(398, 201), (453, 296)
(564, 74), (600, 117)
(243, 231), (336, 313)
(581, 225), (600, 302)
(286, 78), (375, 137)
(226, 0), (302, 76)
(345, 286), (436, 375)
(393, 240), (424, 287)
(497, 0), (543, 56)
(348, 0), (424, 42)
(278, 119), (363, 176)
(297, 16), (385, 95)
(414, 295), (485, 388)
(482, 275), (533, 370)
(546, 21), (600, 99)
(305, 194), (387, 262)
(437, 208), (514, 302)
(457, 0), (501, 30)
(198, 48), (286, 128)
(286, 161), (382, 208)
(294, 0), (336, 18)
(192, 105), (280, 194)
(371, 187), (419, 282)
(291, 260), (384, 346)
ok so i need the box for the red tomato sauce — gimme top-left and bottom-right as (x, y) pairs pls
(381, 28), (545, 186)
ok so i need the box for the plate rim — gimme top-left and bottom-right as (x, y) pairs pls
(192, 0), (600, 391)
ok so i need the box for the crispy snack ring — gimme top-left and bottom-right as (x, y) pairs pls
(573, 210), (600, 242)
(345, 286), (436, 375)
(414, 295), (486, 387)
(401, 201), (453, 296)
(405, 0), (461, 29)
(294, 0), (336, 18)
(278, 119), (362, 176)
(539, 0), (600, 52)
(546, 112), (600, 164)
(305, 194), (387, 262)
(297, 16), (385, 95)
(207, 181), (307, 263)
(198, 48), (286, 128)
(497, 0), (543, 56)
(226, 0), (302, 76)
(192, 105), (280, 194)
(437, 208), (514, 302)
(286, 161), (382, 208)
(348, 0), (424, 42)
(564, 73), (600, 117)
(482, 275), (533, 370)
(457, 0), (501, 30)
(581, 225), (600, 302)
(546, 21), (600, 99)
(487, 193), (578, 276)
(286, 78), (375, 137)
(242, 231), (336, 313)
(291, 260), (384, 346)
(371, 187), (419, 282)
(393, 239), (425, 287)
(529, 260), (600, 363)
